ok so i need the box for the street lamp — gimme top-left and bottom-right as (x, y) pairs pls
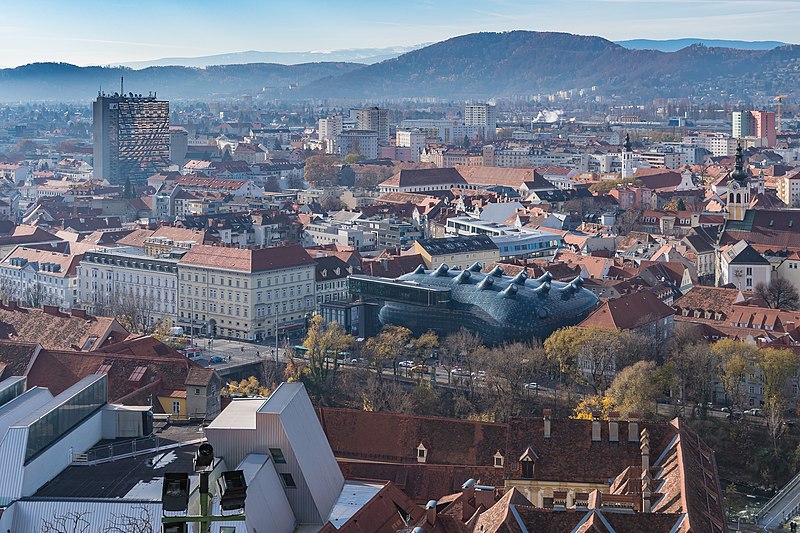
(162, 443), (247, 533)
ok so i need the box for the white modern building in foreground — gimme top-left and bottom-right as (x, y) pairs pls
(1, 381), (407, 533)
(0, 374), (149, 508)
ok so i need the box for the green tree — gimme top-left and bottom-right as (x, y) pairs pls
(712, 339), (756, 410)
(544, 326), (628, 393)
(304, 154), (340, 185)
(302, 314), (355, 401)
(665, 341), (720, 418)
(758, 347), (797, 402)
(223, 376), (270, 397)
(412, 330), (439, 360)
(606, 360), (659, 418)
(342, 152), (365, 165)
(363, 325), (412, 382)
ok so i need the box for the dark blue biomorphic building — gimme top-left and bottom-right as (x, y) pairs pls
(348, 262), (599, 344)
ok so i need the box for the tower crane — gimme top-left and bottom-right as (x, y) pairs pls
(775, 94), (788, 133)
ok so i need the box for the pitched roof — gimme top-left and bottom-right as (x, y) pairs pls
(178, 244), (314, 273)
(456, 166), (546, 189)
(0, 306), (124, 351)
(380, 168), (467, 188)
(578, 290), (675, 330)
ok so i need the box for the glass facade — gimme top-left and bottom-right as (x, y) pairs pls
(349, 275), (451, 308)
(0, 377), (25, 408)
(25, 376), (107, 463)
(353, 267), (599, 344)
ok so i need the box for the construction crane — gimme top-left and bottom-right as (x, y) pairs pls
(776, 94), (789, 133)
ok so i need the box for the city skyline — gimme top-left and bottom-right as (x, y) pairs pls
(0, 0), (797, 67)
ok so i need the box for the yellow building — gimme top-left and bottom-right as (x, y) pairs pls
(413, 234), (499, 270)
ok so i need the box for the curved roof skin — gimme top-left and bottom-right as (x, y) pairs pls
(375, 263), (599, 344)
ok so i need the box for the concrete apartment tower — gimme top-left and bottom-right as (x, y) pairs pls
(93, 84), (170, 185)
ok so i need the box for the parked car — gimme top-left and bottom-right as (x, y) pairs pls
(398, 360), (415, 368)
(450, 368), (470, 377)
(524, 382), (539, 391)
(209, 355), (225, 365)
(744, 408), (762, 416)
(411, 364), (429, 374)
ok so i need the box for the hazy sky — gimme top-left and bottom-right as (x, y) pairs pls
(1, 0), (797, 66)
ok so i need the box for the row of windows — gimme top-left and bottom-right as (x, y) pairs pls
(180, 270), (311, 287)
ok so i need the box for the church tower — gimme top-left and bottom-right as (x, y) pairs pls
(726, 141), (749, 221)
(621, 133), (634, 179)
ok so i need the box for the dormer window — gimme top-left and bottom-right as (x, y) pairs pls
(494, 451), (504, 468)
(417, 443), (427, 463)
(519, 447), (538, 479)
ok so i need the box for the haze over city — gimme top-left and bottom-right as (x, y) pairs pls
(0, 1), (799, 532)
(0, 0), (798, 66)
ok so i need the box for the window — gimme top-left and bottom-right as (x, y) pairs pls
(195, 388), (200, 395)
(416, 443), (427, 463)
(172, 401), (181, 414)
(521, 457), (533, 478)
(280, 473), (296, 488)
(269, 448), (286, 464)
(494, 452), (504, 468)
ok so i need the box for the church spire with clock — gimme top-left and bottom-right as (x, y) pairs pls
(726, 141), (749, 221)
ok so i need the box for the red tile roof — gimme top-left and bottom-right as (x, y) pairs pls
(578, 291), (674, 330)
(179, 244), (315, 272)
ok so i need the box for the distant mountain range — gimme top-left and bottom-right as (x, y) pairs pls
(116, 39), (789, 69)
(0, 32), (797, 102)
(298, 31), (800, 100)
(120, 45), (428, 69)
(616, 38), (790, 52)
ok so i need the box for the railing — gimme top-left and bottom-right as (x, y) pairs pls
(757, 469), (800, 524)
(71, 436), (206, 466)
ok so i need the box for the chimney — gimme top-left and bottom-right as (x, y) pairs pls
(641, 475), (652, 513)
(543, 408), (552, 439)
(608, 411), (619, 442)
(628, 413), (639, 442)
(71, 308), (87, 319)
(425, 500), (437, 525)
(461, 479), (476, 521)
(591, 413), (601, 442)
(640, 428), (650, 474)
(42, 304), (60, 316)
(7, 300), (17, 311)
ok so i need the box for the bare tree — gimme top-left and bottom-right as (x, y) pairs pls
(361, 373), (414, 413)
(102, 506), (156, 533)
(24, 280), (50, 308)
(41, 511), (91, 533)
(764, 395), (787, 457)
(0, 272), (17, 302)
(441, 328), (484, 395)
(480, 342), (543, 422)
(756, 277), (800, 310)
(111, 286), (159, 334)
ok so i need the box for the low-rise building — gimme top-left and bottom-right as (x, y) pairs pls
(413, 234), (499, 270)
